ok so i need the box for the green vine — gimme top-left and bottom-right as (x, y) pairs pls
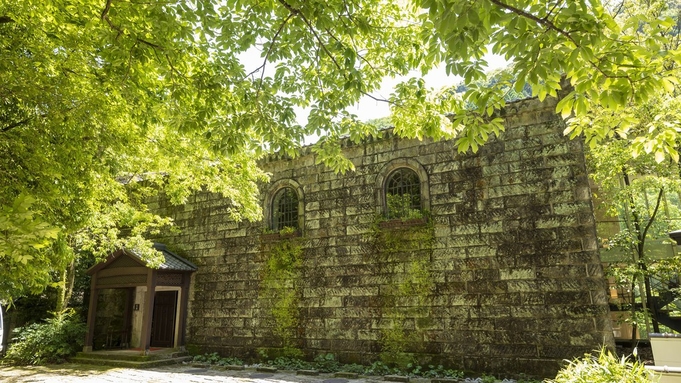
(260, 235), (304, 356)
(368, 214), (435, 367)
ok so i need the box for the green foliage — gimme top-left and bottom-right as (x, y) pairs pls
(254, 352), (465, 378)
(405, 363), (464, 378)
(371, 213), (435, 254)
(547, 348), (655, 383)
(192, 352), (245, 366)
(452, 68), (533, 104)
(278, 226), (297, 236)
(386, 194), (423, 221)
(260, 236), (304, 354)
(313, 353), (341, 373)
(340, 363), (368, 374)
(379, 318), (417, 368)
(264, 239), (303, 276)
(416, 0), (681, 158)
(4, 309), (86, 365)
(589, 133), (681, 333)
(0, 195), (60, 300)
(363, 360), (399, 376)
(3, 0), (680, 304)
(265, 355), (313, 370)
(368, 216), (435, 366)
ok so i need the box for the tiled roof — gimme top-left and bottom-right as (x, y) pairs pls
(135, 243), (198, 272)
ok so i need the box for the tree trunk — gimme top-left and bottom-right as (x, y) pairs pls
(55, 260), (76, 313)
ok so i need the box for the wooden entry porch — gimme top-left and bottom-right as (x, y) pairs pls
(84, 243), (197, 354)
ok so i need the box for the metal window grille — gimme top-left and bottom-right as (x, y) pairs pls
(385, 168), (421, 218)
(273, 187), (299, 230)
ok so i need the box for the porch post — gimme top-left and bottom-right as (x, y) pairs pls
(177, 273), (191, 350)
(83, 273), (98, 352)
(122, 288), (134, 348)
(139, 268), (157, 354)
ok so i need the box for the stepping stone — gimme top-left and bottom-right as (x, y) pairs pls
(384, 375), (410, 382)
(257, 366), (278, 373)
(251, 373), (275, 379)
(335, 372), (360, 379)
(297, 370), (320, 376)
(323, 379), (350, 383)
(215, 365), (245, 371)
(186, 368), (209, 373)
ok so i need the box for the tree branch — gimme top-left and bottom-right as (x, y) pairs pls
(136, 37), (162, 49)
(491, 0), (632, 81)
(489, 0), (579, 47)
(276, 0), (393, 106)
(277, 0), (344, 73)
(101, 0), (123, 39)
(246, 12), (296, 79)
(641, 187), (665, 247)
(101, 0), (113, 20)
(1, 117), (33, 133)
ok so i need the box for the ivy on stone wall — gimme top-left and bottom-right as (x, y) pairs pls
(368, 214), (435, 367)
(259, 234), (304, 356)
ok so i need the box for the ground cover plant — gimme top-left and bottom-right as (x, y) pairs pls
(187, 348), (661, 382)
(192, 352), (245, 366)
(547, 348), (655, 383)
(3, 310), (85, 365)
(188, 350), (536, 380)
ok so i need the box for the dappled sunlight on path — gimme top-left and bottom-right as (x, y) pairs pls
(0, 364), (374, 383)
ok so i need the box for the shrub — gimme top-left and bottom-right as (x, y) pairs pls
(548, 348), (656, 383)
(314, 353), (341, 372)
(266, 355), (313, 370)
(406, 363), (464, 379)
(5, 309), (86, 365)
(192, 352), (244, 366)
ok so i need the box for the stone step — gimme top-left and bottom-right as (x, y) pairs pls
(74, 351), (189, 362)
(70, 355), (192, 369)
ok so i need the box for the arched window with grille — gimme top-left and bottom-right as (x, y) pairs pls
(385, 168), (422, 219)
(272, 187), (299, 231)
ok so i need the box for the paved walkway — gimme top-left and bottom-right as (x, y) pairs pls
(0, 364), (394, 383)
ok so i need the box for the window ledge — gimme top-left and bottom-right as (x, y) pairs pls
(378, 217), (428, 229)
(260, 231), (301, 242)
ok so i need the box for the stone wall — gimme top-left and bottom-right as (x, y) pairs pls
(150, 95), (614, 377)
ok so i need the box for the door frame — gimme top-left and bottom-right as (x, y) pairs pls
(150, 287), (181, 348)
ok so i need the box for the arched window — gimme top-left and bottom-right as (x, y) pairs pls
(272, 187), (299, 231)
(385, 168), (421, 219)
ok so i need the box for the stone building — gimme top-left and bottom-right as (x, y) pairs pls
(148, 95), (614, 377)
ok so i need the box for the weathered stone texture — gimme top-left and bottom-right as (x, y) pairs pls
(153, 96), (614, 377)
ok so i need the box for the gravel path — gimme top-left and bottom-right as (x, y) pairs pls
(0, 364), (403, 383)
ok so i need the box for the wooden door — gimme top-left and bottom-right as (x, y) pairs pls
(150, 291), (177, 348)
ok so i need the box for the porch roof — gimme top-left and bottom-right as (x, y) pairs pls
(147, 243), (197, 272)
(87, 243), (197, 275)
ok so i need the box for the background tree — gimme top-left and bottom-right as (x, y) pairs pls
(589, 115), (681, 337)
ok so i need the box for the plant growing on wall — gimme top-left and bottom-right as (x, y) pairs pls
(369, 215), (435, 367)
(259, 235), (304, 356)
(386, 194), (423, 221)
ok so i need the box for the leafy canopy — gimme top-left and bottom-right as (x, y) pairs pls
(1, 0), (680, 301)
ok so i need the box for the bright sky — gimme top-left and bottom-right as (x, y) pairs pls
(347, 52), (510, 122)
(240, 50), (510, 126)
